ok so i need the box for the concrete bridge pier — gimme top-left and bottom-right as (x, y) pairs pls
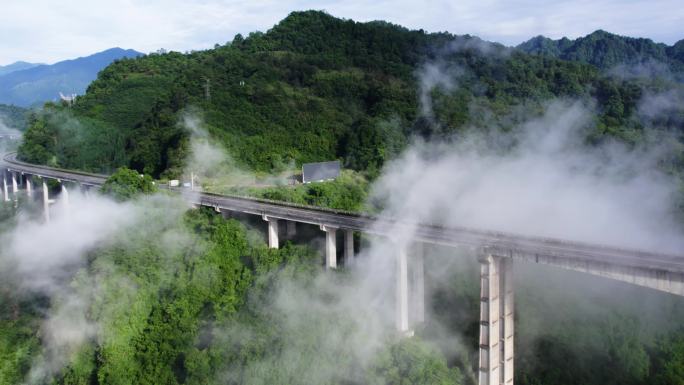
(410, 242), (425, 326)
(287, 221), (297, 238)
(42, 179), (50, 222)
(396, 245), (412, 335)
(478, 252), (514, 385)
(25, 174), (32, 196)
(61, 183), (70, 208)
(2, 171), (8, 202)
(11, 172), (18, 198)
(320, 225), (338, 269)
(263, 215), (279, 249)
(344, 230), (354, 264)
(395, 242), (425, 335)
(82, 184), (92, 199)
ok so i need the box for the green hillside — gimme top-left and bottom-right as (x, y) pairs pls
(2, 184), (684, 385)
(0, 104), (27, 131)
(518, 30), (684, 73)
(19, 11), (660, 178)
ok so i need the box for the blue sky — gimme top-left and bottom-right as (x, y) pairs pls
(1, 0), (682, 65)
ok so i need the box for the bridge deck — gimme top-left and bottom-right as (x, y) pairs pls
(4, 152), (684, 276)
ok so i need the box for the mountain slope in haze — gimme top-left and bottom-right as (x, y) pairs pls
(0, 48), (143, 107)
(0, 61), (42, 76)
(518, 31), (684, 74)
(0, 104), (27, 131)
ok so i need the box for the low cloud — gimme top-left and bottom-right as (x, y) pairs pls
(181, 112), (294, 191)
(371, 99), (684, 254)
(637, 88), (684, 127)
(0, 191), (190, 383)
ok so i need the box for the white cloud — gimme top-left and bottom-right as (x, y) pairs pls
(0, 0), (682, 65)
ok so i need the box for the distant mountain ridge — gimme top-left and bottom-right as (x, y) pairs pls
(0, 48), (143, 107)
(0, 61), (42, 76)
(517, 30), (684, 73)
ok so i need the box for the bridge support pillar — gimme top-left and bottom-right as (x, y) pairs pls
(321, 225), (337, 269)
(396, 245), (411, 335)
(61, 184), (70, 208)
(344, 230), (354, 265)
(478, 253), (514, 385)
(263, 215), (279, 249)
(2, 172), (8, 202)
(410, 242), (425, 326)
(83, 184), (92, 199)
(287, 221), (297, 238)
(25, 175), (32, 196)
(42, 179), (50, 222)
(11, 172), (18, 197)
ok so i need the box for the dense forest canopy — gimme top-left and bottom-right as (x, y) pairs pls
(18, 11), (683, 180)
(1, 181), (683, 385)
(517, 30), (684, 74)
(0, 181), (465, 385)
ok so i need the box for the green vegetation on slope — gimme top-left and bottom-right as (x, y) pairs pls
(205, 169), (370, 212)
(0, 183), (460, 384)
(0, 104), (27, 131)
(518, 30), (684, 73)
(2, 146), (684, 385)
(18, 11), (662, 179)
(5, 11), (684, 385)
(101, 167), (157, 201)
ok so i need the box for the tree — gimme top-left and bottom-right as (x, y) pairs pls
(367, 338), (462, 385)
(100, 167), (157, 201)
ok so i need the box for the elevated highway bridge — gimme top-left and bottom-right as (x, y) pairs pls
(3, 151), (683, 385)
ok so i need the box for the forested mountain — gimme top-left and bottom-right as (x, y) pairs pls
(0, 61), (41, 76)
(19, 11), (670, 178)
(518, 30), (684, 73)
(0, 104), (27, 131)
(0, 48), (143, 107)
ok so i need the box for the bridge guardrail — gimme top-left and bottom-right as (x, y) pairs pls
(3, 151), (683, 272)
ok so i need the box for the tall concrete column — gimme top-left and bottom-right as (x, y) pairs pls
(42, 179), (50, 222)
(344, 230), (354, 265)
(2, 172), (8, 202)
(320, 225), (337, 269)
(11, 173), (18, 197)
(396, 245), (411, 335)
(500, 258), (514, 385)
(263, 215), (279, 249)
(410, 242), (425, 326)
(25, 175), (32, 196)
(287, 221), (297, 238)
(478, 253), (514, 385)
(61, 184), (70, 207)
